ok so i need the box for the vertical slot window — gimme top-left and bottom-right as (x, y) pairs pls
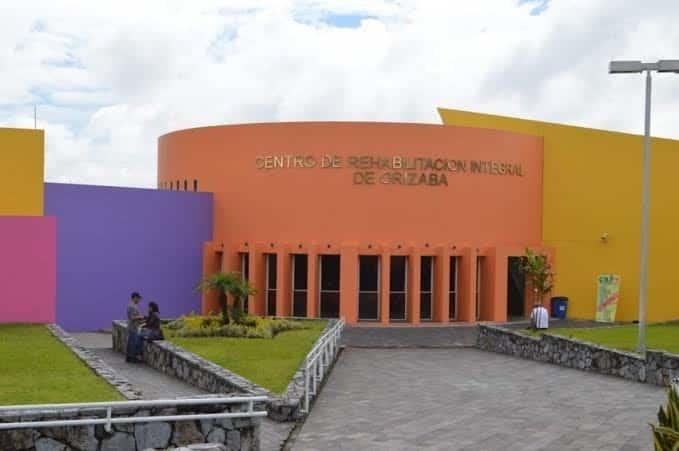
(358, 256), (379, 320)
(292, 254), (308, 317)
(420, 256), (434, 320)
(319, 255), (340, 318)
(265, 253), (277, 316)
(449, 257), (458, 320)
(389, 256), (407, 320)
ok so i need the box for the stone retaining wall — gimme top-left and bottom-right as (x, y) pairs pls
(112, 320), (338, 422)
(0, 396), (261, 451)
(477, 324), (679, 387)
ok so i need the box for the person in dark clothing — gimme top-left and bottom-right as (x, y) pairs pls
(140, 301), (164, 341)
(126, 292), (144, 363)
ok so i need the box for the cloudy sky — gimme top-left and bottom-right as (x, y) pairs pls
(2, 0), (679, 187)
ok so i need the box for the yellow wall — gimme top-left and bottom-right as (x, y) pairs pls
(438, 108), (679, 323)
(0, 128), (44, 215)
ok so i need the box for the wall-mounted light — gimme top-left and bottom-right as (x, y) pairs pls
(600, 232), (609, 244)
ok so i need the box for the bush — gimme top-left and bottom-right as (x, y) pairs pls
(165, 314), (308, 339)
(651, 385), (679, 450)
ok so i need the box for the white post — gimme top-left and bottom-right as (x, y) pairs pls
(637, 69), (652, 355)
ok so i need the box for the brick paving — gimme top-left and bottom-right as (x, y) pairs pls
(73, 332), (292, 451)
(293, 348), (665, 451)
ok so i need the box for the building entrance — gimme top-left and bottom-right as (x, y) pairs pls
(389, 256), (407, 320)
(358, 256), (379, 320)
(292, 254), (308, 317)
(319, 255), (340, 318)
(507, 257), (525, 318)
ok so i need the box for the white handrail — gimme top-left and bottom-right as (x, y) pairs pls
(0, 396), (267, 412)
(0, 397), (268, 432)
(302, 319), (344, 413)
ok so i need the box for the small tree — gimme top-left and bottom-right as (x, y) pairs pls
(519, 248), (554, 306)
(196, 271), (241, 325)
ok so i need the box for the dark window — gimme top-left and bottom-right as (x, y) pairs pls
(240, 253), (249, 313)
(176, 180), (180, 190)
(319, 255), (340, 318)
(358, 256), (379, 320)
(266, 254), (277, 316)
(449, 256), (457, 320)
(292, 254), (308, 317)
(183, 179), (188, 191)
(193, 179), (198, 192)
(389, 256), (407, 320)
(420, 256), (433, 320)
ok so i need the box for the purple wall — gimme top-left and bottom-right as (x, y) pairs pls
(45, 183), (213, 331)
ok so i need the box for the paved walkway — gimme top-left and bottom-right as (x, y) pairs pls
(73, 332), (292, 451)
(341, 324), (478, 348)
(293, 348), (665, 451)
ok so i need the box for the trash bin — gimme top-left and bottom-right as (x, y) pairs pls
(550, 297), (568, 320)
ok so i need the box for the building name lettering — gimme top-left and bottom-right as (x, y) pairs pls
(255, 154), (524, 187)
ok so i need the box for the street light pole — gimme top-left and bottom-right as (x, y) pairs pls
(637, 69), (651, 355)
(609, 59), (679, 354)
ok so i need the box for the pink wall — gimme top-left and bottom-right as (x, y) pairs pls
(0, 216), (56, 323)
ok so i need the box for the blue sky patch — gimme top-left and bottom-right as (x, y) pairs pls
(323, 13), (374, 28)
(519, 0), (550, 16)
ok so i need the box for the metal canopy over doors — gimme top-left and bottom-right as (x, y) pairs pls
(319, 255), (340, 318)
(358, 255), (380, 320)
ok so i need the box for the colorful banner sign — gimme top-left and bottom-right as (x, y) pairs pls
(596, 274), (621, 323)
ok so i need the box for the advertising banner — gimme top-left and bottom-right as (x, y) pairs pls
(596, 274), (621, 323)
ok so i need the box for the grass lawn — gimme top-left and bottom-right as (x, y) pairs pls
(539, 322), (679, 354)
(0, 324), (122, 405)
(169, 320), (327, 394)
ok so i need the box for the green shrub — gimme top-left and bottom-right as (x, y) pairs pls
(651, 385), (679, 450)
(165, 314), (308, 339)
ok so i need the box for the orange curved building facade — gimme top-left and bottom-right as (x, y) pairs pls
(158, 122), (545, 324)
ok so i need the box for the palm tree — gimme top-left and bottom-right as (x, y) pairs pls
(230, 278), (257, 322)
(196, 271), (241, 325)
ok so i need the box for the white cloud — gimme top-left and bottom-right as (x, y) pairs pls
(1, 0), (679, 188)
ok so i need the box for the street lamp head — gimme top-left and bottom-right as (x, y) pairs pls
(609, 60), (644, 74)
(610, 59), (679, 74)
(657, 60), (679, 73)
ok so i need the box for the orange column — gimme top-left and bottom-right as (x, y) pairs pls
(408, 249), (421, 324)
(221, 245), (240, 273)
(276, 246), (291, 317)
(380, 251), (391, 324)
(307, 246), (319, 318)
(248, 245), (266, 316)
(201, 242), (221, 315)
(340, 244), (358, 324)
(434, 247), (450, 323)
(457, 247), (478, 322)
(486, 248), (508, 322)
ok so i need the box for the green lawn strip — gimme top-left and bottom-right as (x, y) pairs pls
(534, 323), (679, 354)
(169, 320), (327, 394)
(0, 324), (123, 405)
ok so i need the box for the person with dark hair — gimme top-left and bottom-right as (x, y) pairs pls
(140, 301), (164, 341)
(126, 292), (144, 363)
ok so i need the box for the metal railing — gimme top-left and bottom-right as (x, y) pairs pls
(302, 318), (344, 413)
(0, 396), (267, 432)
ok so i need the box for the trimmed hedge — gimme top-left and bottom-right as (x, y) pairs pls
(165, 314), (308, 339)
